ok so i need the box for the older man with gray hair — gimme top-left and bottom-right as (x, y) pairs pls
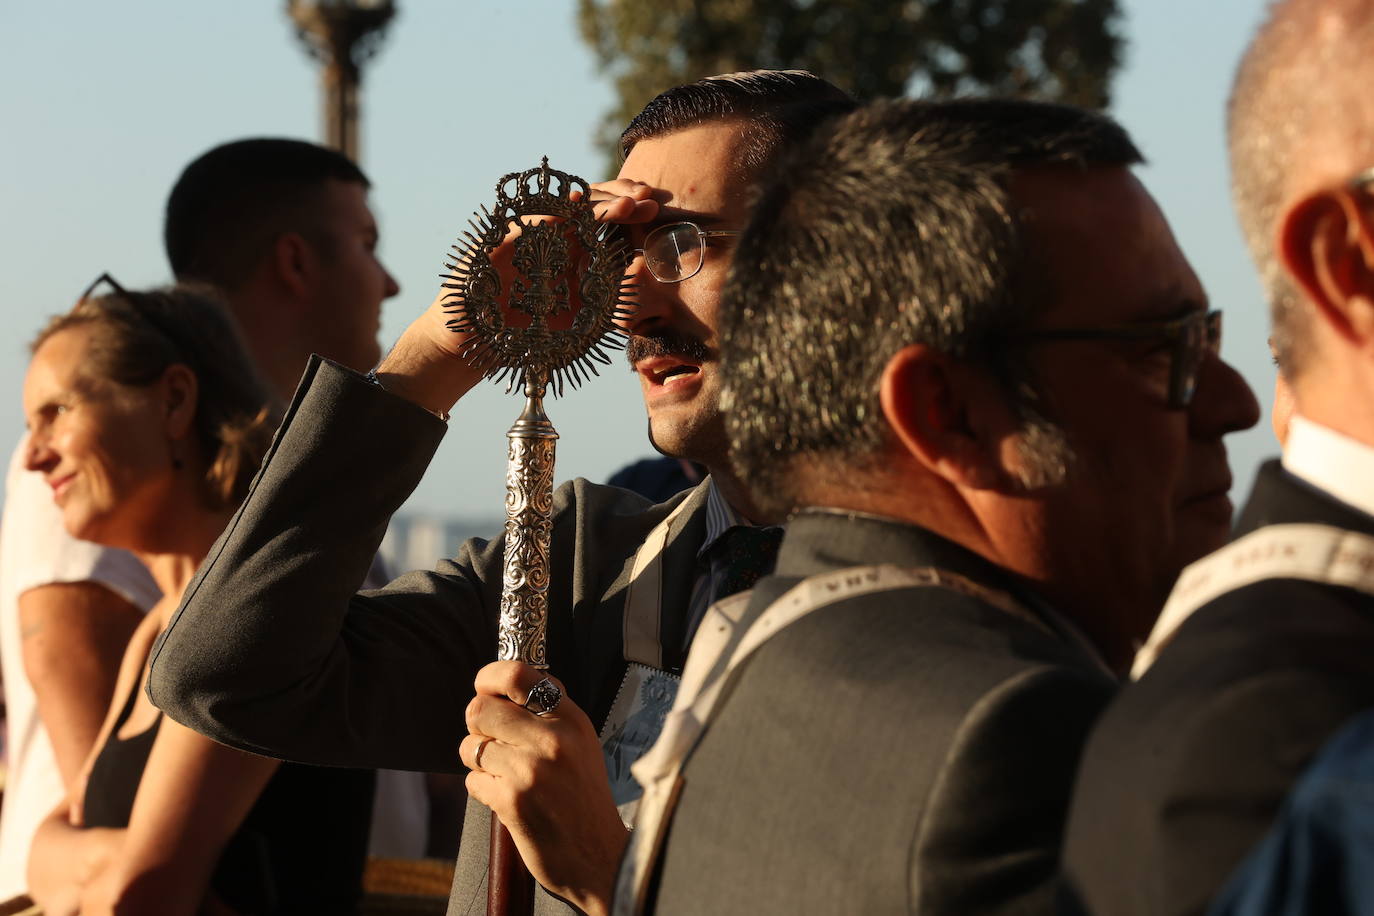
(614, 96), (1258, 915)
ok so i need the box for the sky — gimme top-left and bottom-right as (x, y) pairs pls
(0, 0), (1276, 522)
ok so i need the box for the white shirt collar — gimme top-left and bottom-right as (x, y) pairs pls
(1282, 414), (1374, 520)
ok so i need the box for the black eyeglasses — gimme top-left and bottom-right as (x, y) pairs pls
(76, 272), (187, 368)
(1006, 310), (1222, 409)
(629, 221), (741, 283)
(79, 271), (129, 302)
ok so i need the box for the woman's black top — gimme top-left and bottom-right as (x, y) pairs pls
(84, 677), (375, 915)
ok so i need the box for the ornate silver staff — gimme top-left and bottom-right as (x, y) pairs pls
(442, 159), (633, 916)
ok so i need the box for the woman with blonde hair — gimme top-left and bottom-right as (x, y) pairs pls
(23, 277), (372, 915)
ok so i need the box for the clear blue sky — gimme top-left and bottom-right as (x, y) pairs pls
(0, 0), (1275, 520)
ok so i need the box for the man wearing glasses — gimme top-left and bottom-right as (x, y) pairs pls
(1062, 2), (1374, 914)
(611, 97), (1259, 915)
(148, 71), (855, 915)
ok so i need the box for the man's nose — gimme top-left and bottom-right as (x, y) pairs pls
(616, 254), (672, 335)
(1189, 354), (1261, 438)
(383, 264), (400, 299)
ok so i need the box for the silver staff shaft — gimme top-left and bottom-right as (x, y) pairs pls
(496, 380), (558, 667)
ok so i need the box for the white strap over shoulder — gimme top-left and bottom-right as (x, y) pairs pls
(1132, 523), (1374, 679)
(615, 563), (1033, 915)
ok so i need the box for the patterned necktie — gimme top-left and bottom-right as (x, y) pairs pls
(711, 526), (784, 603)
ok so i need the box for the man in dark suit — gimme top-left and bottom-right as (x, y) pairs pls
(613, 98), (1260, 915)
(148, 72), (855, 915)
(1062, 2), (1374, 913)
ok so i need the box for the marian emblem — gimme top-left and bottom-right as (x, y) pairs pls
(441, 157), (634, 396)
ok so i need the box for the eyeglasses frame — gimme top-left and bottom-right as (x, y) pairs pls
(1004, 309), (1222, 409)
(79, 272), (129, 303)
(74, 272), (191, 378)
(630, 221), (741, 284)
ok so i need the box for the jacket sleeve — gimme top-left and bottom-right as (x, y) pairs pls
(147, 356), (502, 773)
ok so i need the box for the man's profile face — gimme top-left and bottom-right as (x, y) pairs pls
(307, 178), (400, 372)
(1008, 167), (1259, 637)
(616, 121), (755, 469)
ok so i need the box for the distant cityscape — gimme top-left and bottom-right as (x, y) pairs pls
(380, 514), (505, 574)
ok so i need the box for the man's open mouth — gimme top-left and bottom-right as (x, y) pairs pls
(638, 356), (702, 386)
(652, 364), (700, 384)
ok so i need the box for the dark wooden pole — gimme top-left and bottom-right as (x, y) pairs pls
(488, 817), (536, 915)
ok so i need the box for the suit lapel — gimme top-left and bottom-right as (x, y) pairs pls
(585, 481), (709, 731)
(655, 482), (709, 673)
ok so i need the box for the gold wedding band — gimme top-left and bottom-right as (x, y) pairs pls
(474, 737), (493, 770)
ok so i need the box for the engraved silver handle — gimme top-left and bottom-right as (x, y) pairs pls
(496, 389), (558, 667)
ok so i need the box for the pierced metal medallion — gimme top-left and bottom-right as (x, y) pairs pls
(442, 157), (635, 397)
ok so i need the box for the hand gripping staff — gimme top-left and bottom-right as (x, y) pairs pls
(442, 159), (634, 916)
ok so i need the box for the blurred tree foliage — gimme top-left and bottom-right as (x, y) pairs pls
(577, 0), (1123, 170)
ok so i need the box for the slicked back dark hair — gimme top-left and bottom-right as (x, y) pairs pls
(720, 97), (1144, 517)
(164, 138), (369, 293)
(620, 70), (857, 177)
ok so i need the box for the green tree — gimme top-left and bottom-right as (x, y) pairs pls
(577, 0), (1123, 169)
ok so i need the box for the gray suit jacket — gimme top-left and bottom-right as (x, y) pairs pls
(641, 510), (1116, 915)
(1062, 461), (1374, 916)
(147, 357), (710, 914)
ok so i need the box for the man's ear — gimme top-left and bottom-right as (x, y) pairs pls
(1279, 187), (1374, 345)
(158, 364), (199, 441)
(879, 344), (1015, 490)
(270, 231), (320, 302)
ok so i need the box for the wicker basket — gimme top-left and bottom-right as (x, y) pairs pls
(359, 856), (455, 916)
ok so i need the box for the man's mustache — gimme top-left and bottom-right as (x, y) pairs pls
(625, 331), (712, 367)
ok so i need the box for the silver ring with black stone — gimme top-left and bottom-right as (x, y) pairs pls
(522, 677), (562, 717)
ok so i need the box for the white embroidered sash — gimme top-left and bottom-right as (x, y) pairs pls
(1133, 524), (1374, 679)
(613, 564), (1032, 915)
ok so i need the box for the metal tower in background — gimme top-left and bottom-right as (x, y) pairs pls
(287, 0), (396, 162)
